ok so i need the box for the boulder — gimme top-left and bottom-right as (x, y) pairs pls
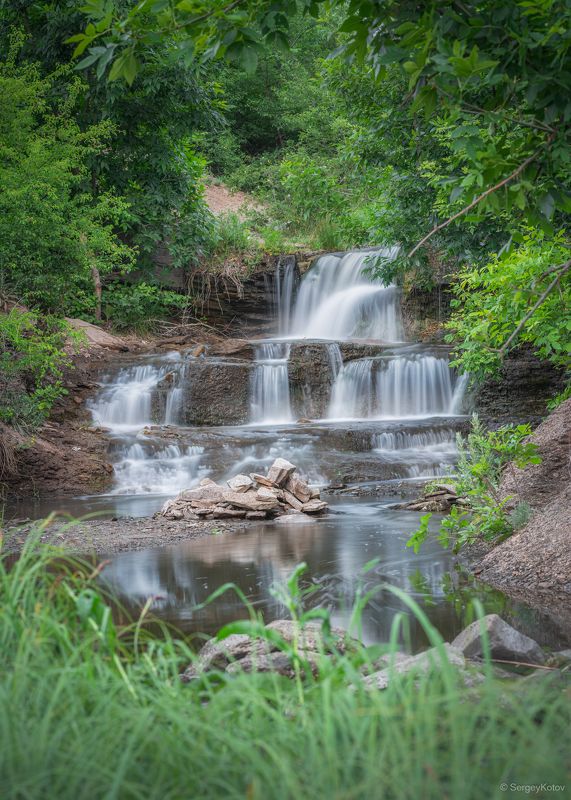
(181, 620), (355, 681)
(266, 457), (296, 487)
(227, 474), (254, 493)
(450, 614), (545, 665)
(362, 644), (481, 690)
(221, 489), (280, 512)
(285, 474), (312, 503)
(282, 489), (304, 511)
(246, 511), (267, 520)
(180, 484), (226, 503)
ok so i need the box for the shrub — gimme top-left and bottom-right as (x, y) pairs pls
(102, 283), (188, 331)
(407, 416), (542, 553)
(0, 309), (75, 429)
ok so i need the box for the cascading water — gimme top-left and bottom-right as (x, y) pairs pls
(85, 248), (467, 500)
(328, 355), (461, 420)
(274, 257), (298, 335)
(88, 353), (208, 496)
(250, 343), (293, 424)
(371, 427), (458, 479)
(286, 249), (402, 341)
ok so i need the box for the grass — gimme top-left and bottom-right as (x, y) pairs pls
(0, 529), (569, 799)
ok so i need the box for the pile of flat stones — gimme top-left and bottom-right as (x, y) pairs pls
(160, 457), (327, 522)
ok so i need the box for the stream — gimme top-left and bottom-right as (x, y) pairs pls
(14, 250), (569, 649)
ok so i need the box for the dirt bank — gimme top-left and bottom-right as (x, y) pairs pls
(1, 329), (155, 499)
(4, 515), (250, 556)
(472, 398), (571, 610)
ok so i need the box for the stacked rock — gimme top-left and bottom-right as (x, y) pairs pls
(160, 458), (327, 521)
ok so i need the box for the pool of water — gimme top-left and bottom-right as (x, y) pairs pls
(97, 496), (568, 652)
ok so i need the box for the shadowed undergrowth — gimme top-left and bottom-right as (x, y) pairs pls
(0, 528), (569, 799)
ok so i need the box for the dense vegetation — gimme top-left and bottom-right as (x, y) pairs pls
(0, 1), (570, 416)
(1, 536), (569, 798)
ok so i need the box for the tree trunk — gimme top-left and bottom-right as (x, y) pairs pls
(91, 266), (102, 321)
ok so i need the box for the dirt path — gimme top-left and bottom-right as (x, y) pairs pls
(204, 183), (261, 217)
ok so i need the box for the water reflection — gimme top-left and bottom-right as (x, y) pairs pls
(99, 498), (557, 651)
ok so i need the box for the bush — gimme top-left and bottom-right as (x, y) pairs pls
(102, 283), (188, 331)
(0, 309), (75, 429)
(407, 416), (542, 553)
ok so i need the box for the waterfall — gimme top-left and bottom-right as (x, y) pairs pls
(327, 355), (462, 420)
(326, 343), (343, 378)
(371, 428), (458, 480)
(275, 257), (298, 335)
(250, 343), (293, 424)
(288, 249), (402, 341)
(89, 354), (184, 431)
(111, 443), (207, 495)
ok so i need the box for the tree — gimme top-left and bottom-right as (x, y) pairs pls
(0, 48), (133, 314)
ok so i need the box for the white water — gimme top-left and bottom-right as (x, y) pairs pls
(328, 355), (462, 420)
(250, 343), (293, 424)
(371, 428), (458, 479)
(86, 248), (467, 497)
(287, 249), (402, 341)
(111, 443), (207, 495)
(275, 257), (298, 335)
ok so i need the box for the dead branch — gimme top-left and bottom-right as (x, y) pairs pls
(407, 137), (554, 259)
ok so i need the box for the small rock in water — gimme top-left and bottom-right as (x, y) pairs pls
(266, 457), (296, 487)
(451, 614), (545, 665)
(301, 499), (328, 514)
(227, 474), (254, 493)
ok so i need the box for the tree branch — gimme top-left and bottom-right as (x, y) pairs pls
(407, 136), (555, 259)
(496, 259), (571, 355)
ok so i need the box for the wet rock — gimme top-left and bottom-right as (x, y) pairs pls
(451, 614), (545, 665)
(267, 457), (296, 486)
(182, 359), (252, 426)
(301, 499), (328, 514)
(227, 474), (254, 493)
(285, 474), (311, 503)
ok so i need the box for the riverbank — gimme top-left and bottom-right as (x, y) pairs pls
(1, 539), (569, 800)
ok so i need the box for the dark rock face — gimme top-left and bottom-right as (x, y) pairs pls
(188, 255), (299, 336)
(470, 347), (567, 427)
(288, 343), (336, 419)
(182, 359), (252, 425)
(401, 281), (453, 342)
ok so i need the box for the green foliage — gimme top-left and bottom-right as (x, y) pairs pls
(0, 55), (135, 314)
(101, 282), (188, 331)
(448, 231), (571, 380)
(407, 416), (542, 553)
(0, 310), (75, 429)
(1, 536), (570, 798)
